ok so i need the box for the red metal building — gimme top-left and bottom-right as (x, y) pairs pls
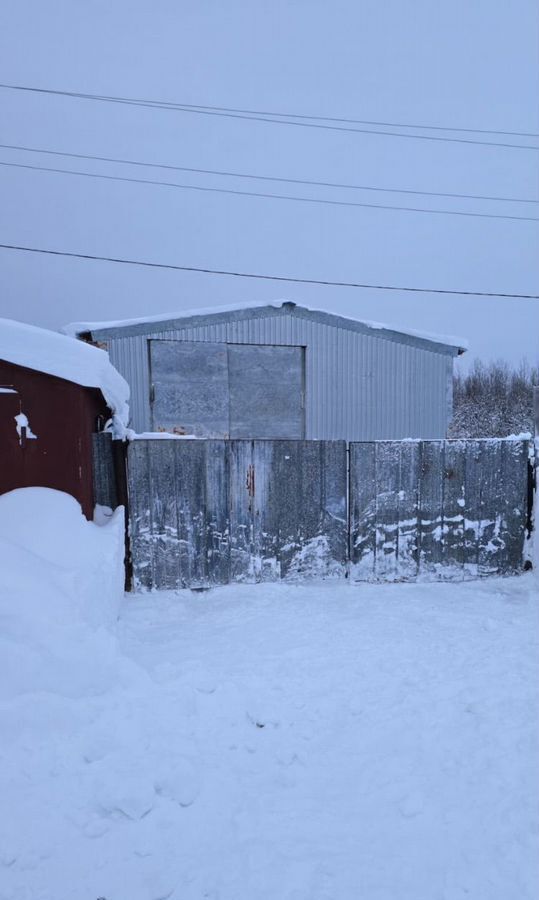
(0, 360), (109, 519)
(0, 319), (129, 520)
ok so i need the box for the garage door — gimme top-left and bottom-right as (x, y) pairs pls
(228, 345), (304, 439)
(150, 341), (304, 438)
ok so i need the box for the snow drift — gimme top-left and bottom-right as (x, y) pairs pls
(0, 487), (537, 900)
(0, 488), (126, 698)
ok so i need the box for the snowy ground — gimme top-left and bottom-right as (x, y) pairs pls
(1, 490), (538, 900)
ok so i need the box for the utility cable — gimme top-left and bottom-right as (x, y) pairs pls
(2, 160), (538, 222)
(0, 83), (537, 150)
(1, 243), (537, 299)
(1, 142), (536, 205)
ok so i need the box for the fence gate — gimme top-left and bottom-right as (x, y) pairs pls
(349, 439), (531, 581)
(94, 435), (532, 589)
(127, 439), (347, 590)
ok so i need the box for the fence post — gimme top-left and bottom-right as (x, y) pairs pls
(532, 387), (539, 571)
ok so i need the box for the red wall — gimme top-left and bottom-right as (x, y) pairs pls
(0, 360), (108, 519)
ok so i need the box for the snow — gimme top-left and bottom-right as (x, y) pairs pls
(1, 489), (537, 900)
(63, 299), (468, 352)
(0, 317), (130, 431)
(126, 429), (198, 440)
(13, 411), (37, 443)
(63, 298), (286, 335)
(504, 431), (533, 441)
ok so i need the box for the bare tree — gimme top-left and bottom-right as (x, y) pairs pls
(448, 359), (539, 438)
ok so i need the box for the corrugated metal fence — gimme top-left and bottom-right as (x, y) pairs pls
(93, 436), (532, 590)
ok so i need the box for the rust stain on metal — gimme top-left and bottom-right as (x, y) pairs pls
(246, 464), (255, 498)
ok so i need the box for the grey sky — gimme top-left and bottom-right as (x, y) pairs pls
(1, 0), (538, 370)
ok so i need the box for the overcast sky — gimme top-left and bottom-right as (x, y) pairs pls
(1, 0), (538, 369)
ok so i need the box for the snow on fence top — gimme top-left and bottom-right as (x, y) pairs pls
(0, 317), (130, 428)
(64, 299), (468, 354)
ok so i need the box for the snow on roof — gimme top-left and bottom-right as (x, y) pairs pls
(0, 318), (130, 427)
(63, 299), (283, 336)
(64, 300), (468, 353)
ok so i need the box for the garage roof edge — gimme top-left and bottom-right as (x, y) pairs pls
(68, 302), (467, 356)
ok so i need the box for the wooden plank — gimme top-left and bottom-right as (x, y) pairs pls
(500, 439), (529, 573)
(477, 440), (504, 575)
(397, 441), (420, 579)
(374, 441), (400, 580)
(127, 441), (154, 590)
(349, 442), (376, 580)
(257, 440), (297, 580)
(249, 440), (275, 581)
(319, 441), (348, 575)
(228, 440), (255, 582)
(251, 441), (347, 581)
(418, 441), (444, 575)
(173, 440), (208, 588)
(92, 432), (118, 508)
(293, 441), (325, 577)
(204, 440), (230, 585)
(463, 441), (482, 575)
(283, 441), (346, 580)
(148, 441), (180, 590)
(441, 440), (466, 574)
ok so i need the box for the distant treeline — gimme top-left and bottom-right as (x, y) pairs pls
(448, 359), (538, 438)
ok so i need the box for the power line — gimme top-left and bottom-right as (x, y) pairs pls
(3, 160), (538, 222)
(1, 243), (537, 299)
(4, 81), (536, 136)
(2, 142), (536, 205)
(1, 82), (538, 151)
(114, 100), (539, 139)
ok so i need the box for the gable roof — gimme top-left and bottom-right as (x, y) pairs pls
(64, 300), (468, 355)
(0, 317), (130, 426)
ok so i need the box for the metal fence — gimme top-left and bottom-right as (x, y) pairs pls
(127, 439), (347, 590)
(349, 439), (531, 581)
(93, 435), (532, 590)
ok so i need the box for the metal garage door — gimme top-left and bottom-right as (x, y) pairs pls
(150, 341), (229, 437)
(150, 341), (304, 439)
(228, 345), (304, 439)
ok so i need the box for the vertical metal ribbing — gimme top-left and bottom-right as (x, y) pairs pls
(100, 312), (454, 442)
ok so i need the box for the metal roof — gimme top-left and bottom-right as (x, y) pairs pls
(69, 301), (467, 356)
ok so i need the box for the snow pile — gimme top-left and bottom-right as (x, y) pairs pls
(0, 488), (125, 698)
(0, 317), (130, 433)
(0, 487), (202, 900)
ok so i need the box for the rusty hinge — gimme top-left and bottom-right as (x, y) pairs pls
(246, 464), (255, 498)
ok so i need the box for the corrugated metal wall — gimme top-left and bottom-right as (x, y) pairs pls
(104, 313), (453, 439)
